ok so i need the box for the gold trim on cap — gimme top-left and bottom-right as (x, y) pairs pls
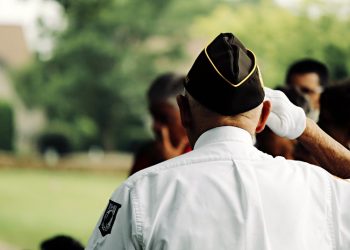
(257, 66), (264, 87)
(204, 46), (258, 87)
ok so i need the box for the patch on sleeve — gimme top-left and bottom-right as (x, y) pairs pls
(99, 200), (122, 237)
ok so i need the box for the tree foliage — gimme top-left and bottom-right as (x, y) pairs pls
(14, 0), (215, 151)
(189, 1), (350, 86)
(14, 0), (350, 151)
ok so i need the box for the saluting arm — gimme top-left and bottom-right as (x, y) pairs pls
(299, 118), (350, 178)
(264, 87), (350, 179)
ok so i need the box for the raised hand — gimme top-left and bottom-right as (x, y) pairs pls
(264, 87), (306, 139)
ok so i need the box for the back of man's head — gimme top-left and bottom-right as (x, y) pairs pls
(148, 73), (185, 107)
(318, 81), (350, 148)
(319, 81), (350, 132)
(40, 235), (84, 250)
(286, 59), (329, 87)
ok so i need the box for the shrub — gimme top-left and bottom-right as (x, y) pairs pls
(0, 101), (14, 151)
(38, 132), (71, 156)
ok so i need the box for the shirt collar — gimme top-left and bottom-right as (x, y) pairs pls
(194, 126), (253, 150)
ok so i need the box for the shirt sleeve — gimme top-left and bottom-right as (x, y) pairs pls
(86, 183), (143, 250)
(330, 177), (350, 250)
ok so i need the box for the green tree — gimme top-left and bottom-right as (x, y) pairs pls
(324, 44), (348, 80)
(189, 1), (350, 86)
(14, 0), (215, 151)
(16, 0), (349, 152)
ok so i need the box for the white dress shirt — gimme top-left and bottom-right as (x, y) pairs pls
(86, 126), (350, 250)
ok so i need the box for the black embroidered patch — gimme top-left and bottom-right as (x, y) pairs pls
(99, 200), (122, 237)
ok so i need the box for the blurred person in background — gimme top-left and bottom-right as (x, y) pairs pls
(318, 81), (350, 149)
(40, 235), (84, 250)
(129, 73), (190, 176)
(273, 58), (329, 162)
(295, 80), (350, 165)
(285, 58), (330, 121)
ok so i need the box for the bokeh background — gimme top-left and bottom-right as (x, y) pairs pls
(0, 0), (349, 249)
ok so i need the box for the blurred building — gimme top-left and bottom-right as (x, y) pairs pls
(0, 24), (46, 154)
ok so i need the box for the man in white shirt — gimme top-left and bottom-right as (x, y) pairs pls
(86, 33), (350, 250)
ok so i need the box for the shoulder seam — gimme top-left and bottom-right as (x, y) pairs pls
(130, 186), (145, 247)
(327, 176), (336, 250)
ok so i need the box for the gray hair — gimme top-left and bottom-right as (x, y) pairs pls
(148, 73), (185, 107)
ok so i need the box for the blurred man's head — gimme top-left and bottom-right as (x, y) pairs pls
(285, 59), (329, 114)
(177, 33), (270, 147)
(318, 81), (350, 149)
(40, 235), (84, 250)
(147, 73), (187, 147)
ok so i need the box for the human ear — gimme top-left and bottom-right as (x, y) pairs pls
(176, 94), (192, 129)
(256, 100), (271, 133)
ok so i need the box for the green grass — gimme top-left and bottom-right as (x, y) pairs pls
(0, 168), (128, 250)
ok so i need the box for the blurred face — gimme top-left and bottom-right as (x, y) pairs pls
(149, 101), (187, 146)
(290, 72), (322, 110)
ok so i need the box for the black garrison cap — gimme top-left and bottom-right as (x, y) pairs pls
(184, 33), (265, 116)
